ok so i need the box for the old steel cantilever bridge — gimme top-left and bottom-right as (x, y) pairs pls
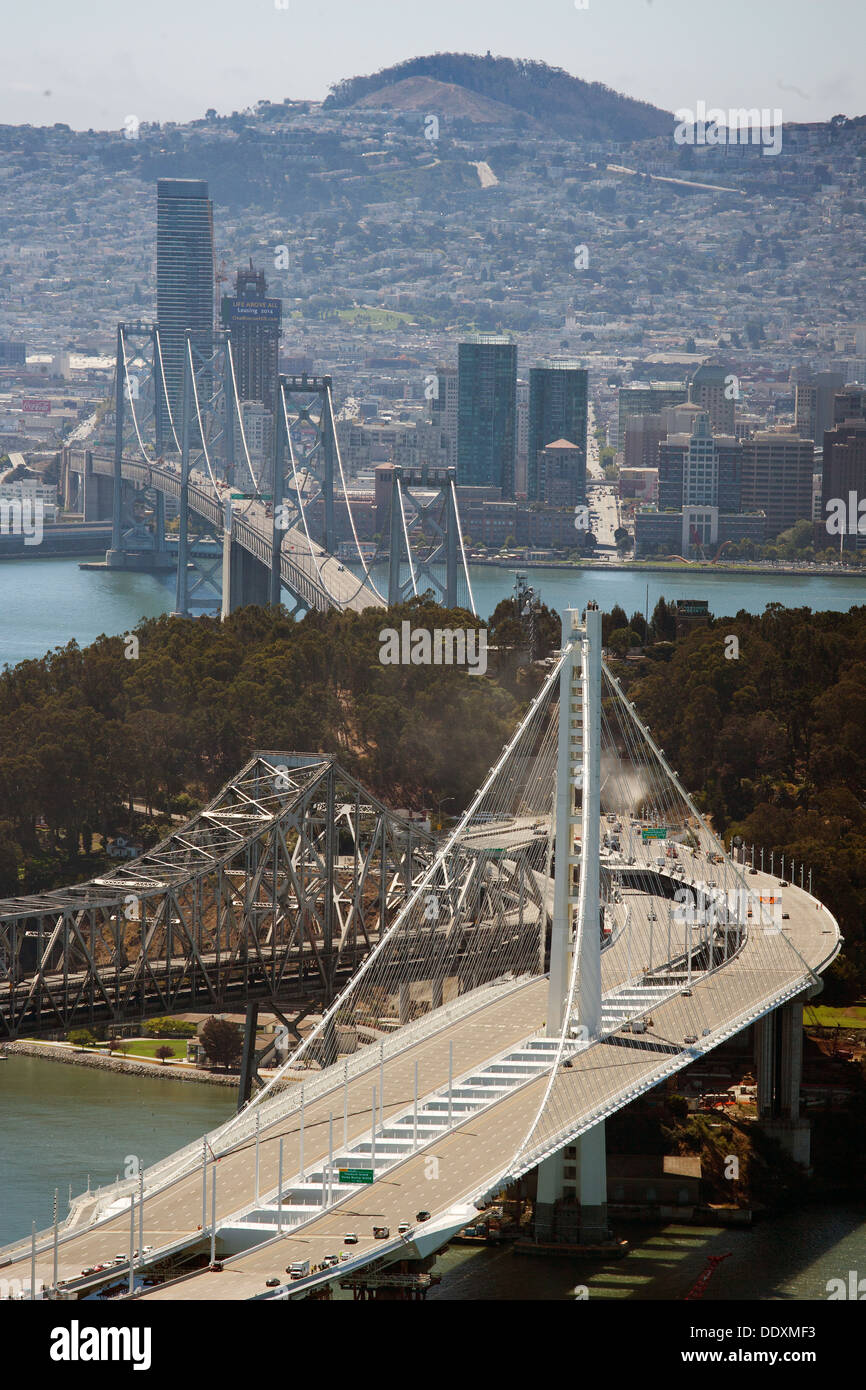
(60, 322), (477, 619)
(0, 605), (841, 1300)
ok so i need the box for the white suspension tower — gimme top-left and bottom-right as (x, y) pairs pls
(536, 602), (608, 1245)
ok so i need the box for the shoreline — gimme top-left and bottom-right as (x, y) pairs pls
(5, 1039), (237, 1087)
(461, 557), (866, 578)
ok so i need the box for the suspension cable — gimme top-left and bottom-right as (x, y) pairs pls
(186, 339), (221, 499)
(325, 384), (385, 603)
(451, 479), (477, 616)
(226, 339), (262, 498)
(153, 328), (181, 454)
(397, 478), (418, 597)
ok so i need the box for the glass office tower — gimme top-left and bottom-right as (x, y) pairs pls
(156, 178), (214, 439)
(457, 335), (517, 497)
(527, 361), (588, 502)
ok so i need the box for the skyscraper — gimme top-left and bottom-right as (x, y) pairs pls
(689, 363), (736, 436)
(794, 370), (844, 445)
(616, 381), (688, 449)
(527, 362), (588, 502)
(457, 335), (517, 496)
(220, 261), (281, 413)
(739, 431), (814, 538)
(821, 419), (866, 551)
(156, 178), (214, 438)
(657, 414), (741, 513)
(430, 365), (458, 466)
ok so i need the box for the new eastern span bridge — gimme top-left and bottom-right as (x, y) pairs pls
(0, 606), (840, 1301)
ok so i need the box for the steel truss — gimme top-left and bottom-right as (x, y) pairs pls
(0, 755), (440, 1040)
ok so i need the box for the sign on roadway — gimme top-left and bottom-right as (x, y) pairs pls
(339, 1168), (374, 1184)
(641, 828), (668, 841)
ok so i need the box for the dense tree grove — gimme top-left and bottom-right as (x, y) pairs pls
(620, 603), (866, 1000)
(0, 599), (530, 893)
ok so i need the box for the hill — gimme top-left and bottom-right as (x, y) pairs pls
(324, 52), (672, 142)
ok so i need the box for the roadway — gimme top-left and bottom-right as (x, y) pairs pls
(0, 840), (838, 1301)
(139, 861), (837, 1301)
(79, 450), (384, 614)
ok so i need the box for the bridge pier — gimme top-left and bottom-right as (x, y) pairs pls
(535, 1121), (609, 1245)
(237, 1001), (260, 1111)
(82, 450), (114, 522)
(399, 981), (412, 1024)
(221, 507), (271, 616)
(754, 998), (810, 1166)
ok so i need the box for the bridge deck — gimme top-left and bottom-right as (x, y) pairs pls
(81, 452), (384, 613)
(0, 862), (838, 1301)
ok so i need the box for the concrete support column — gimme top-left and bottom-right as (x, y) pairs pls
(754, 999), (809, 1165)
(399, 981), (411, 1024)
(154, 490), (167, 553)
(84, 451), (113, 523)
(535, 1121), (608, 1245)
(431, 977), (444, 1011)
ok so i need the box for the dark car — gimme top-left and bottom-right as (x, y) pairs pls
(416, 1210), (431, 1222)
(265, 1277), (281, 1287)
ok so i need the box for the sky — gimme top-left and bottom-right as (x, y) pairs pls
(0, 0), (863, 132)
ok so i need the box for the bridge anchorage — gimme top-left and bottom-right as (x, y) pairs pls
(61, 323), (478, 621)
(0, 604), (841, 1300)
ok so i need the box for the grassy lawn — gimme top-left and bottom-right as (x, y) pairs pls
(106, 1039), (189, 1059)
(805, 1005), (866, 1030)
(336, 305), (414, 327)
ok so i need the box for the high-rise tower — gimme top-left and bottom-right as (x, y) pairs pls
(156, 179), (214, 437)
(457, 335), (517, 497)
(527, 362), (588, 502)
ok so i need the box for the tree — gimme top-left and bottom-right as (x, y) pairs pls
(68, 1028), (97, 1048)
(650, 597), (676, 642)
(602, 605), (629, 644)
(607, 626), (640, 656)
(154, 1045), (175, 1064)
(200, 1017), (243, 1071)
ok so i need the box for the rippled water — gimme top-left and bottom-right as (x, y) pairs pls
(0, 1055), (233, 1247)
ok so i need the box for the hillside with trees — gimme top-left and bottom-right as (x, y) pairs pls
(325, 53), (672, 141)
(616, 601), (866, 1002)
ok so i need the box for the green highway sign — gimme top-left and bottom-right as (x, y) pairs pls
(641, 828), (668, 841)
(339, 1168), (374, 1184)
